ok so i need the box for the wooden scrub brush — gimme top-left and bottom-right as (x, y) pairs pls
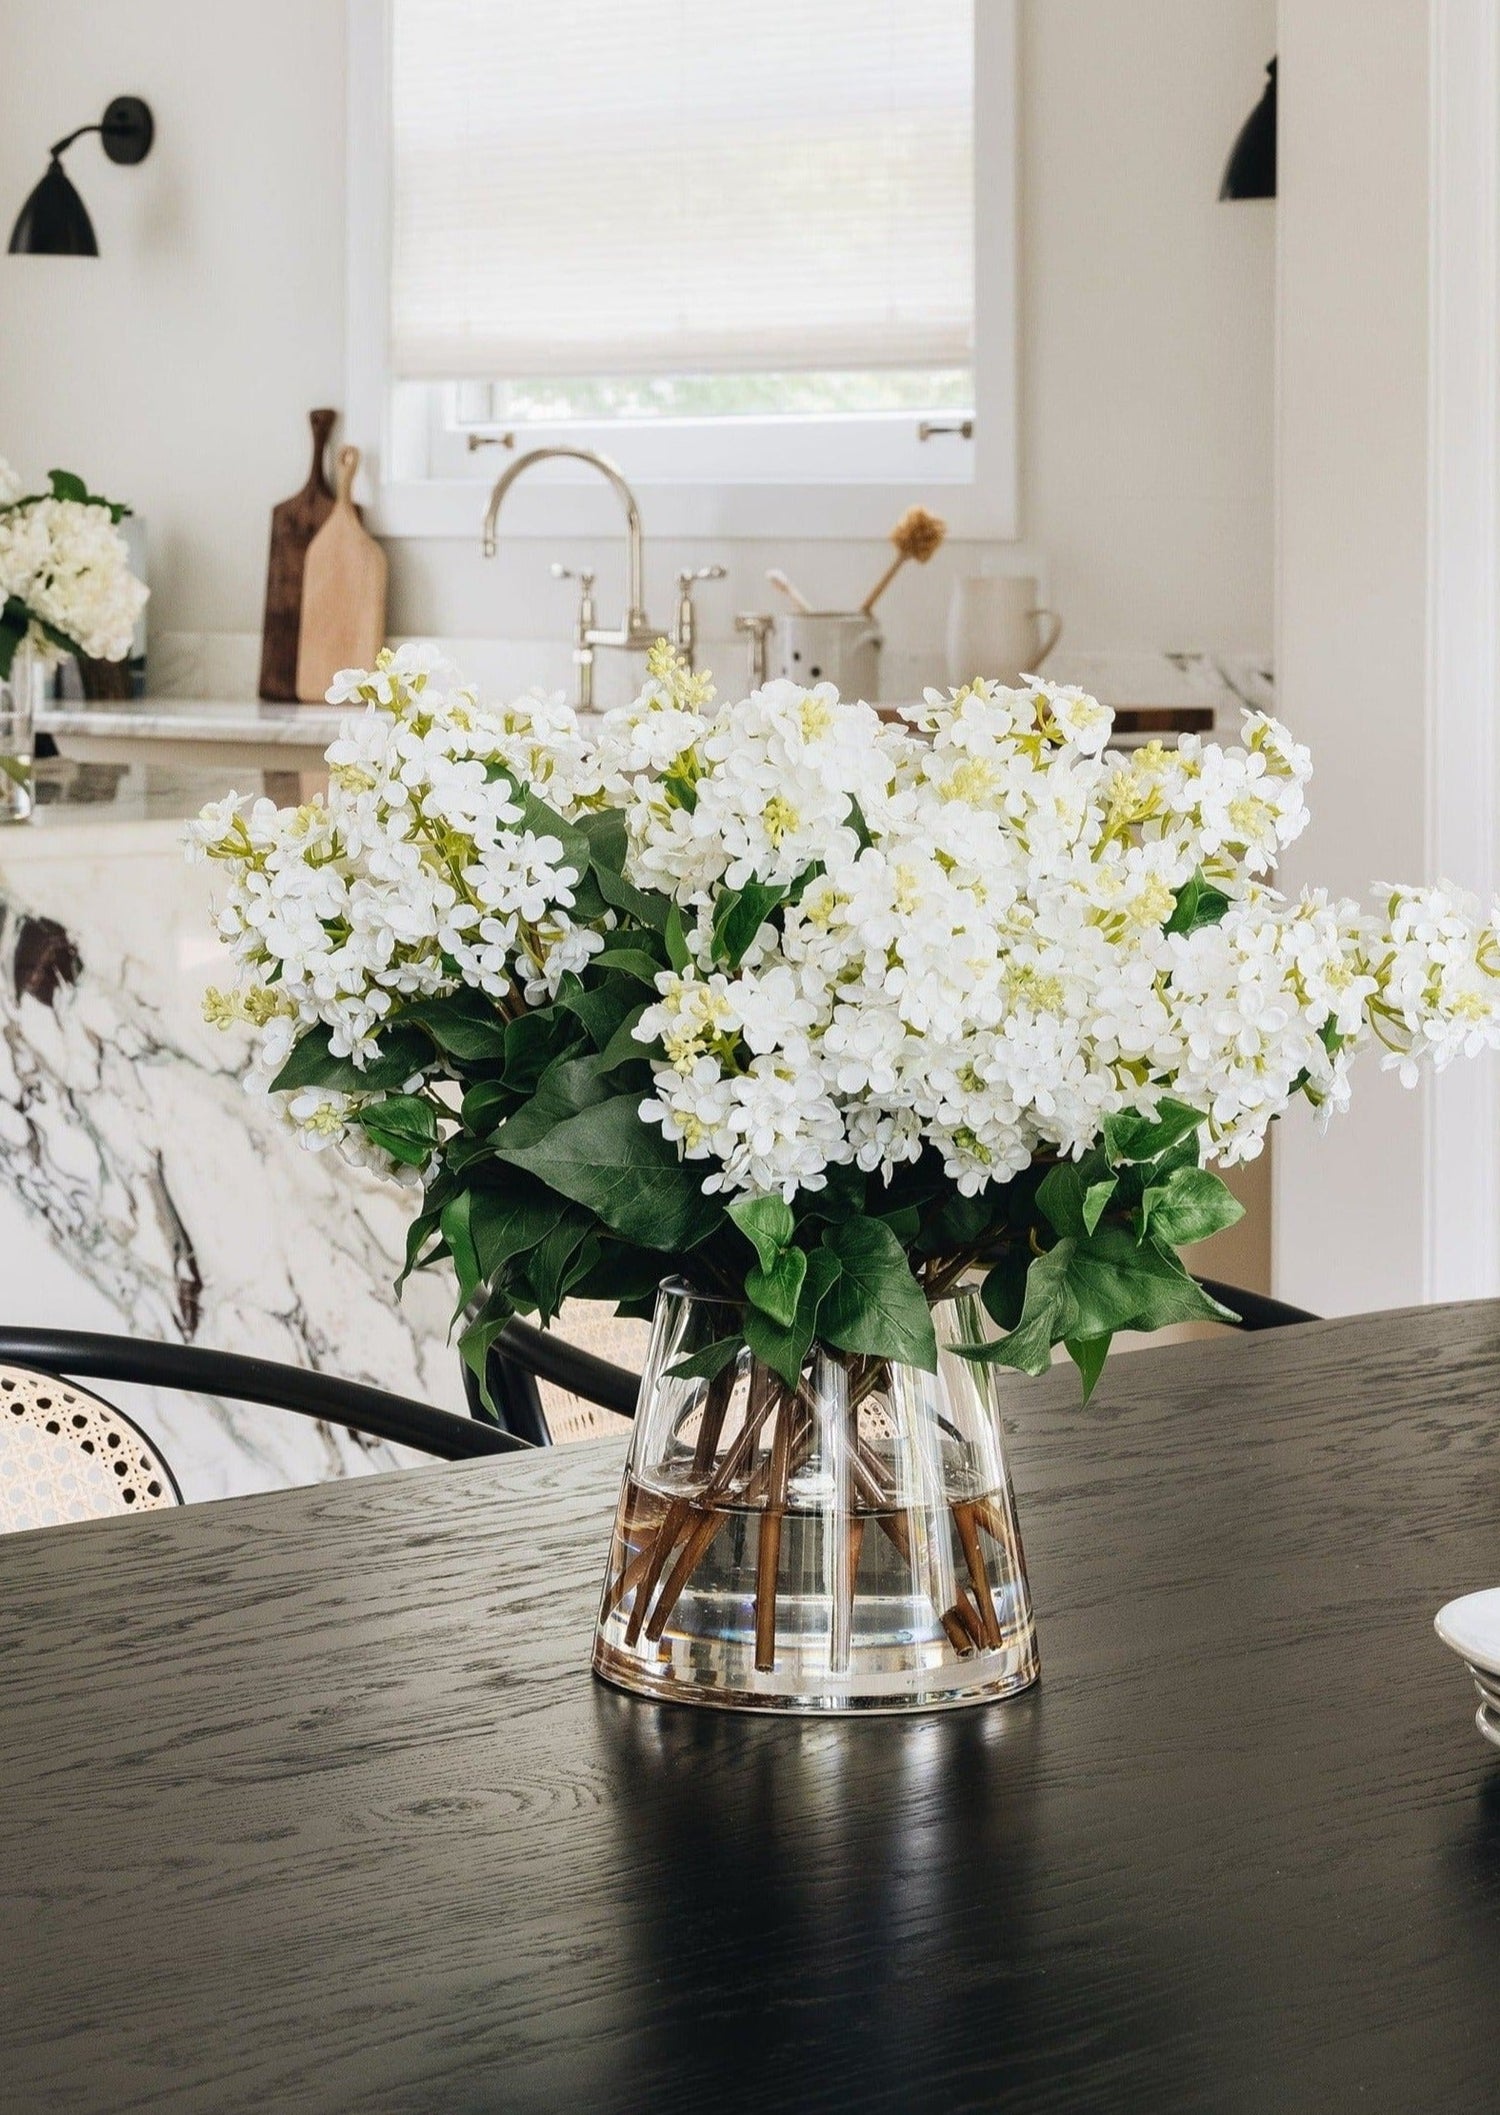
(859, 505), (947, 615)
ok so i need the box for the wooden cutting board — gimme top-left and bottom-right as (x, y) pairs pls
(258, 409), (339, 702)
(295, 445), (388, 703)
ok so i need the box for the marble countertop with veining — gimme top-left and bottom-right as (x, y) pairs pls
(36, 697), (349, 746)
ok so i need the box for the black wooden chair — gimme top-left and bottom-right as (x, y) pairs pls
(467, 1278), (1321, 1447)
(0, 1327), (527, 1536)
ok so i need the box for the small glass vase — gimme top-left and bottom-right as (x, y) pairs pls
(593, 1280), (1039, 1714)
(0, 641), (43, 824)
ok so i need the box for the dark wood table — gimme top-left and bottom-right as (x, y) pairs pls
(4, 1304), (1500, 2113)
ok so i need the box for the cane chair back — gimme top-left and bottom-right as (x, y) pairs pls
(0, 1365), (182, 1533)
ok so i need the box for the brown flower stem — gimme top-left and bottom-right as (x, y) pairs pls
(754, 1389), (796, 1672)
(940, 1607), (978, 1656)
(644, 1507), (727, 1644)
(600, 1480), (667, 1618)
(622, 1497), (694, 1646)
(690, 1357), (739, 1476)
(951, 1587), (987, 1649)
(973, 1496), (1013, 1546)
(953, 1501), (1003, 1647)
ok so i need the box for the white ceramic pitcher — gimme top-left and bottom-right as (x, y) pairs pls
(945, 577), (1063, 688)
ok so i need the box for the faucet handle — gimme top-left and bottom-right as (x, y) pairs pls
(550, 562), (597, 592)
(676, 564), (727, 592)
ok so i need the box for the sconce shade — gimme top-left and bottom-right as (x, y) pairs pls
(1220, 58), (1277, 201)
(8, 157), (98, 256)
(7, 97), (152, 256)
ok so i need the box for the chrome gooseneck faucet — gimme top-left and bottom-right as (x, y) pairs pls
(481, 444), (722, 709)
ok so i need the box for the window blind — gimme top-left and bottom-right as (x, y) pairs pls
(389, 0), (974, 381)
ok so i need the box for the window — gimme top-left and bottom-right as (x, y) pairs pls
(347, 0), (1016, 534)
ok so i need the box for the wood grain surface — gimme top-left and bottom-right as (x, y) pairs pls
(3, 1304), (1500, 2113)
(295, 445), (387, 704)
(258, 410), (338, 703)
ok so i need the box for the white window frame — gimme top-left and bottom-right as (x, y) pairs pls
(345, 0), (1018, 542)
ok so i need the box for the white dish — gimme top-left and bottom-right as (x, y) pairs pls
(1477, 1703), (1500, 1752)
(1435, 1588), (1500, 1678)
(1472, 1666), (1500, 1710)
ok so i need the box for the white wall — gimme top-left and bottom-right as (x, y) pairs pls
(0, 0), (1275, 684)
(1274, 0), (1433, 1314)
(0, 0), (347, 638)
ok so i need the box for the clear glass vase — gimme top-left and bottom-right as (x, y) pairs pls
(0, 641), (42, 824)
(593, 1280), (1039, 1714)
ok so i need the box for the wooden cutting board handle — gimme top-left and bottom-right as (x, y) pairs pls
(258, 408), (341, 701)
(294, 445), (388, 703)
(302, 410), (336, 497)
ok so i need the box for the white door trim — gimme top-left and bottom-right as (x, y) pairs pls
(1424, 0), (1500, 1300)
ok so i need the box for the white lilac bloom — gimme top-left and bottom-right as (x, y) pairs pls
(194, 645), (1500, 1192)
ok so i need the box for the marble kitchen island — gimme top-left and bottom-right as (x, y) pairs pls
(0, 787), (461, 1501)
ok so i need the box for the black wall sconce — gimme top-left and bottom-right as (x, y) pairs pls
(8, 96), (155, 256)
(1220, 58), (1276, 201)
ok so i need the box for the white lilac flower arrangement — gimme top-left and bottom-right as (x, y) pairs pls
(0, 458), (148, 678)
(190, 642), (1500, 1399)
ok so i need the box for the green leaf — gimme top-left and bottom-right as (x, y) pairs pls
(817, 1219), (938, 1372)
(664, 902), (691, 973)
(1065, 1333), (1113, 1402)
(440, 1190), (483, 1312)
(401, 990), (509, 1064)
(46, 468), (88, 505)
(667, 1336), (744, 1383)
(0, 612), (25, 682)
(744, 1247), (841, 1386)
(710, 881), (787, 970)
(785, 861), (825, 907)
(964, 1240), (1078, 1374)
(494, 1049), (619, 1154)
(598, 1002), (650, 1071)
(502, 1007), (586, 1094)
(519, 1208), (594, 1323)
(726, 1194), (795, 1274)
(594, 861), (669, 932)
(566, 1239), (664, 1309)
(590, 947), (665, 988)
(495, 1092), (720, 1251)
(1101, 1099), (1206, 1169)
(1165, 867), (1232, 936)
(575, 804), (628, 874)
(1138, 1166), (1245, 1249)
(469, 1177), (565, 1280)
(458, 1288), (517, 1416)
(270, 1023), (431, 1096)
(461, 1076), (516, 1137)
(355, 1093), (439, 1168)
(554, 972), (642, 1052)
(395, 1201), (446, 1291)
(914, 1190), (995, 1256)
(978, 1245), (1031, 1333)
(1036, 1161), (1118, 1240)
(746, 1244), (807, 1330)
(845, 796), (875, 851)
(1064, 1223), (1237, 1337)
(878, 1205), (923, 1244)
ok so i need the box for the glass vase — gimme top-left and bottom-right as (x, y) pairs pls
(593, 1280), (1039, 1714)
(0, 641), (43, 824)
